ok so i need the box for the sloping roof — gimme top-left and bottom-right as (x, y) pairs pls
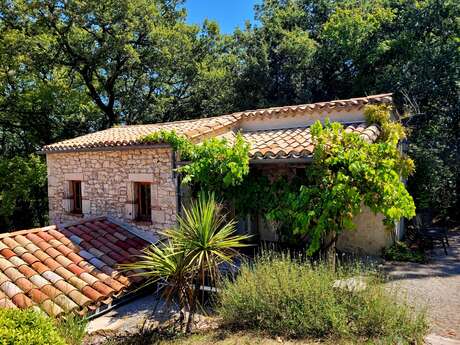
(42, 93), (392, 153)
(220, 123), (380, 160)
(0, 217), (149, 317)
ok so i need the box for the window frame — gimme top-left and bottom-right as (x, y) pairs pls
(135, 182), (152, 222)
(70, 180), (82, 214)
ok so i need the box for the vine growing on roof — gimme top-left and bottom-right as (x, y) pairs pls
(142, 131), (250, 196)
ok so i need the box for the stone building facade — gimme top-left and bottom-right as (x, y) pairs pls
(46, 147), (177, 234)
(44, 93), (400, 256)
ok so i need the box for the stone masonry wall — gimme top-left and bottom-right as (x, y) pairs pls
(46, 148), (177, 234)
(336, 207), (394, 256)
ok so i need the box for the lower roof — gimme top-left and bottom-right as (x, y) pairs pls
(0, 217), (150, 317)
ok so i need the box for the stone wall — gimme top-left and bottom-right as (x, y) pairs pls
(336, 207), (394, 256)
(46, 148), (177, 235)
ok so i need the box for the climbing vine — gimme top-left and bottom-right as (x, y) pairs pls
(267, 105), (416, 254)
(142, 104), (416, 256)
(142, 130), (250, 196)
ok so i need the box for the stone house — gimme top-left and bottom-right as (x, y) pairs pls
(43, 93), (403, 255)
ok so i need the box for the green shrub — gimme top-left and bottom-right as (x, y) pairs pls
(383, 241), (426, 263)
(217, 254), (427, 343)
(56, 313), (88, 345)
(0, 308), (66, 345)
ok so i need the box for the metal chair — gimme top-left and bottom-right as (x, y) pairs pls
(413, 214), (449, 255)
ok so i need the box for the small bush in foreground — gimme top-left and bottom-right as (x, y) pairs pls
(0, 308), (66, 345)
(56, 313), (88, 345)
(383, 241), (426, 263)
(217, 254), (427, 343)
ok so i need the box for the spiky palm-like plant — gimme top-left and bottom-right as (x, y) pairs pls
(122, 192), (250, 332)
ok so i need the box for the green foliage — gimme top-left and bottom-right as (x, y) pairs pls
(231, 0), (459, 218)
(143, 130), (193, 154)
(55, 313), (88, 345)
(0, 308), (66, 345)
(122, 193), (249, 332)
(383, 241), (426, 263)
(218, 253), (428, 343)
(143, 130), (250, 194)
(0, 155), (48, 231)
(1, 0), (458, 228)
(266, 105), (416, 254)
(1, 0), (237, 127)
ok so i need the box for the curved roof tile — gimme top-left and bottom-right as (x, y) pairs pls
(42, 94), (391, 153)
(0, 217), (150, 316)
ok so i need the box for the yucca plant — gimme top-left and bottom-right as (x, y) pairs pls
(122, 192), (250, 332)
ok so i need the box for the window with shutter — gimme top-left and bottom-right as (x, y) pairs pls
(135, 182), (151, 221)
(70, 181), (82, 214)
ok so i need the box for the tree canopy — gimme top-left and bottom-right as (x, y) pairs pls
(0, 0), (458, 230)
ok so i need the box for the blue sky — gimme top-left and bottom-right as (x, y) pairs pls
(184, 0), (260, 34)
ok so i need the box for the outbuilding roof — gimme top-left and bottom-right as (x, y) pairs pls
(42, 93), (392, 156)
(0, 217), (149, 317)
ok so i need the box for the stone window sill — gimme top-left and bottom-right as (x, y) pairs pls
(67, 212), (84, 218)
(133, 220), (152, 226)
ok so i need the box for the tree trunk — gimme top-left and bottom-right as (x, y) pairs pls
(185, 281), (199, 333)
(323, 231), (337, 269)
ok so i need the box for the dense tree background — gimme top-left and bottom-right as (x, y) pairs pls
(0, 0), (458, 231)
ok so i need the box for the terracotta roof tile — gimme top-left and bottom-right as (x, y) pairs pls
(21, 253), (39, 265)
(0, 258), (13, 271)
(41, 299), (64, 317)
(2, 238), (21, 250)
(9, 256), (26, 267)
(31, 262), (49, 275)
(54, 266), (74, 280)
(18, 266), (36, 279)
(13, 246), (28, 256)
(43, 257), (61, 271)
(29, 275), (50, 288)
(29, 288), (49, 304)
(0, 298), (17, 309)
(67, 263), (85, 276)
(0, 217), (149, 316)
(11, 293), (33, 309)
(40, 284), (63, 300)
(42, 271), (63, 284)
(68, 290), (92, 307)
(1, 281), (23, 298)
(15, 278), (34, 293)
(42, 94), (392, 152)
(218, 123), (382, 160)
(36, 241), (52, 252)
(44, 247), (62, 259)
(81, 285), (104, 302)
(4, 267), (25, 282)
(54, 280), (76, 295)
(0, 248), (16, 260)
(54, 294), (79, 312)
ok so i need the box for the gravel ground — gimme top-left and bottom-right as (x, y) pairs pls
(384, 229), (460, 342)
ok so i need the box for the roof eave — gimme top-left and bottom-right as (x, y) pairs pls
(40, 143), (172, 154)
(249, 156), (313, 164)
